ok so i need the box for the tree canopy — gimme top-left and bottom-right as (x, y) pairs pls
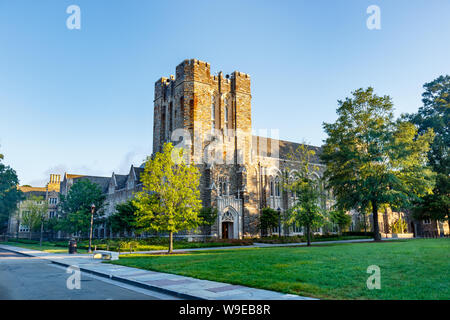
(321, 87), (435, 240)
(109, 200), (139, 235)
(0, 154), (23, 233)
(58, 179), (106, 236)
(405, 75), (450, 226)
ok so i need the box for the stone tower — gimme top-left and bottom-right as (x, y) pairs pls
(153, 59), (252, 165)
(153, 59), (259, 238)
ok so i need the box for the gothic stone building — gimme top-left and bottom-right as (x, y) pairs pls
(21, 59), (447, 240)
(152, 59), (329, 239)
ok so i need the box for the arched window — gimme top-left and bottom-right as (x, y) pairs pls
(270, 178), (274, 197)
(224, 98), (229, 127)
(275, 177), (281, 197)
(211, 95), (215, 131)
(218, 176), (227, 196)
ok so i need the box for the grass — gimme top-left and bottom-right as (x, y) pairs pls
(0, 241), (89, 254)
(108, 238), (450, 300)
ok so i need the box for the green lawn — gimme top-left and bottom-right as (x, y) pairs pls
(109, 238), (450, 300)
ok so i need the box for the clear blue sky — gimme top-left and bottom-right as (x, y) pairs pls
(0, 0), (449, 186)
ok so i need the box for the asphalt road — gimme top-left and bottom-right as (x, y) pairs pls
(0, 248), (178, 300)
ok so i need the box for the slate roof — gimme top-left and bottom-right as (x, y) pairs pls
(114, 174), (128, 189)
(252, 135), (322, 164)
(71, 176), (111, 194)
(133, 167), (145, 184)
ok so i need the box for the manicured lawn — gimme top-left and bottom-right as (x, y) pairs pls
(109, 238), (450, 300)
(0, 241), (89, 254)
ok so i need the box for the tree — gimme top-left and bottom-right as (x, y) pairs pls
(259, 207), (279, 237)
(108, 200), (139, 236)
(285, 144), (324, 246)
(405, 75), (450, 229)
(321, 87), (435, 241)
(329, 208), (351, 235)
(198, 207), (218, 242)
(58, 179), (106, 237)
(22, 195), (49, 242)
(0, 154), (23, 233)
(134, 143), (202, 253)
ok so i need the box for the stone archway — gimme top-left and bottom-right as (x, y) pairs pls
(219, 206), (240, 239)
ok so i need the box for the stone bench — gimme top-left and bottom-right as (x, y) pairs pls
(93, 250), (119, 261)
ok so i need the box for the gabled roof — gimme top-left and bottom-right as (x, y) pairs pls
(114, 174), (128, 189)
(133, 167), (145, 184)
(69, 175), (111, 194)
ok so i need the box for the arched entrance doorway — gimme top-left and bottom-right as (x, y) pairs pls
(221, 211), (234, 239)
(410, 222), (415, 237)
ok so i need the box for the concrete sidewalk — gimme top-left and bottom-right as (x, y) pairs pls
(0, 244), (315, 300)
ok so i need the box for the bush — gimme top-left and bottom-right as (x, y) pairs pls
(342, 231), (374, 237)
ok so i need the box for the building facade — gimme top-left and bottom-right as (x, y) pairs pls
(7, 174), (61, 238)
(9, 59), (447, 240)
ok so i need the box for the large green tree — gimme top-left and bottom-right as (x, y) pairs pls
(0, 153), (23, 233)
(286, 144), (324, 246)
(58, 179), (106, 237)
(108, 200), (139, 236)
(321, 88), (435, 241)
(405, 75), (450, 229)
(134, 143), (202, 253)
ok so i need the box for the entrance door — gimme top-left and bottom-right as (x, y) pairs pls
(222, 222), (233, 239)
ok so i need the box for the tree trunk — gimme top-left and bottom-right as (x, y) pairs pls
(39, 221), (43, 247)
(168, 231), (173, 254)
(372, 201), (381, 241)
(306, 224), (311, 246)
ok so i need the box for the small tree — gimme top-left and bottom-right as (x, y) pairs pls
(22, 195), (48, 243)
(391, 217), (407, 234)
(329, 208), (352, 235)
(198, 207), (218, 242)
(286, 144), (324, 246)
(259, 207), (279, 237)
(134, 143), (202, 253)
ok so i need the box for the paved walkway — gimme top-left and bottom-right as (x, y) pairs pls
(0, 244), (315, 300)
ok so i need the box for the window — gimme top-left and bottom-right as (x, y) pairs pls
(224, 98), (228, 126)
(218, 177), (228, 196)
(49, 211), (56, 218)
(49, 198), (57, 204)
(423, 218), (431, 224)
(270, 179), (274, 197)
(211, 96), (215, 121)
(275, 178), (281, 197)
(19, 223), (29, 232)
(169, 102), (173, 132)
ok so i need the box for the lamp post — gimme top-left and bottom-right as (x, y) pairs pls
(277, 207), (281, 237)
(88, 203), (95, 253)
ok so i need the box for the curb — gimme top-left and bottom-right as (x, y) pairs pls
(0, 245), (203, 300)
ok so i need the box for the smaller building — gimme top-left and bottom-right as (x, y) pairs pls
(7, 174), (61, 239)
